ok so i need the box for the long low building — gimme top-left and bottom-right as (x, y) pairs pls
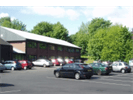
(0, 26), (81, 61)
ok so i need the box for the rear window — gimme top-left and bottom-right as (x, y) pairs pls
(124, 62), (128, 66)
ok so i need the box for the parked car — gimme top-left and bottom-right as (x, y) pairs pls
(89, 63), (112, 75)
(32, 59), (53, 67)
(54, 63), (93, 80)
(18, 60), (33, 70)
(57, 58), (66, 66)
(65, 59), (74, 64)
(111, 61), (131, 73)
(129, 60), (133, 67)
(51, 59), (60, 66)
(3, 60), (22, 71)
(0, 63), (6, 72)
(74, 59), (82, 63)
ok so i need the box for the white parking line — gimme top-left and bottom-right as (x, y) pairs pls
(98, 78), (133, 83)
(0, 90), (21, 93)
(47, 77), (131, 87)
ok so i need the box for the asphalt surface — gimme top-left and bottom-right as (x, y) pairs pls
(0, 66), (133, 94)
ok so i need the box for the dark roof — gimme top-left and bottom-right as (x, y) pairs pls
(0, 38), (11, 45)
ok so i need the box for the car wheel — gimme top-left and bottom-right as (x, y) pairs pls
(43, 64), (46, 67)
(11, 67), (14, 71)
(55, 72), (60, 78)
(24, 66), (27, 70)
(105, 73), (109, 75)
(75, 73), (80, 80)
(97, 70), (101, 75)
(0, 70), (3, 72)
(128, 70), (131, 73)
(121, 69), (125, 73)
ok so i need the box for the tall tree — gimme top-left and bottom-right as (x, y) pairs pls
(31, 21), (53, 36)
(88, 18), (112, 37)
(52, 22), (69, 41)
(0, 17), (11, 25)
(87, 24), (133, 62)
(0, 17), (26, 31)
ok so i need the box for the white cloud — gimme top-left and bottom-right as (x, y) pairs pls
(11, 17), (16, 21)
(0, 13), (9, 18)
(81, 6), (133, 29)
(0, 13), (17, 22)
(21, 7), (80, 20)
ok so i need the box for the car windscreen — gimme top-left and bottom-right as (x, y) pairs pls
(100, 63), (108, 67)
(124, 62), (129, 66)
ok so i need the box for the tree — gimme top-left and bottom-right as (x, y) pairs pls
(69, 22), (90, 55)
(52, 22), (69, 41)
(31, 21), (53, 36)
(87, 24), (133, 62)
(0, 17), (27, 31)
(31, 21), (69, 41)
(88, 18), (112, 37)
(0, 17), (11, 25)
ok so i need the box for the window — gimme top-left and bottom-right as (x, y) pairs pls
(39, 43), (46, 49)
(39, 55), (46, 59)
(64, 47), (68, 51)
(28, 55), (37, 61)
(63, 64), (69, 68)
(13, 54), (24, 60)
(57, 46), (62, 51)
(49, 45), (55, 50)
(27, 41), (37, 48)
(76, 49), (80, 53)
(119, 63), (122, 66)
(70, 48), (74, 52)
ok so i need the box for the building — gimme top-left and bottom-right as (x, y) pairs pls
(0, 38), (13, 63)
(0, 26), (81, 61)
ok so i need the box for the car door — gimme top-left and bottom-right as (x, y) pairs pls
(66, 64), (75, 77)
(112, 62), (118, 71)
(60, 64), (69, 77)
(91, 63), (98, 74)
(4, 61), (11, 69)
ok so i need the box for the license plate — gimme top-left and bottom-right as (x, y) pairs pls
(88, 70), (91, 71)
(109, 68), (111, 69)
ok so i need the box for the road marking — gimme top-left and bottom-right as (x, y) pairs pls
(47, 77), (131, 87)
(98, 78), (133, 83)
(0, 90), (21, 93)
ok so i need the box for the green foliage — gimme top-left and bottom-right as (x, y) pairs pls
(69, 22), (90, 55)
(88, 18), (112, 37)
(31, 21), (53, 36)
(0, 17), (26, 31)
(31, 21), (69, 41)
(87, 24), (133, 62)
(52, 22), (69, 41)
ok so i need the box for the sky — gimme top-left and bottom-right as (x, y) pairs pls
(0, 1), (133, 35)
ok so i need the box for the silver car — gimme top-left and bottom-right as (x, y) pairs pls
(32, 59), (53, 67)
(0, 63), (6, 72)
(111, 61), (131, 73)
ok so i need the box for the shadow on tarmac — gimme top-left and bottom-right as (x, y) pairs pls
(0, 83), (14, 87)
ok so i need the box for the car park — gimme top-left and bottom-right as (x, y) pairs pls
(54, 63), (93, 80)
(18, 60), (33, 70)
(65, 59), (74, 64)
(57, 58), (66, 66)
(89, 63), (112, 75)
(111, 61), (131, 73)
(0, 63), (6, 72)
(129, 60), (133, 67)
(51, 59), (60, 66)
(32, 59), (53, 67)
(3, 60), (22, 71)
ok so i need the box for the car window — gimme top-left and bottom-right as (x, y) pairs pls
(119, 63), (122, 66)
(63, 64), (69, 69)
(124, 62), (128, 66)
(69, 64), (74, 68)
(82, 64), (90, 68)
